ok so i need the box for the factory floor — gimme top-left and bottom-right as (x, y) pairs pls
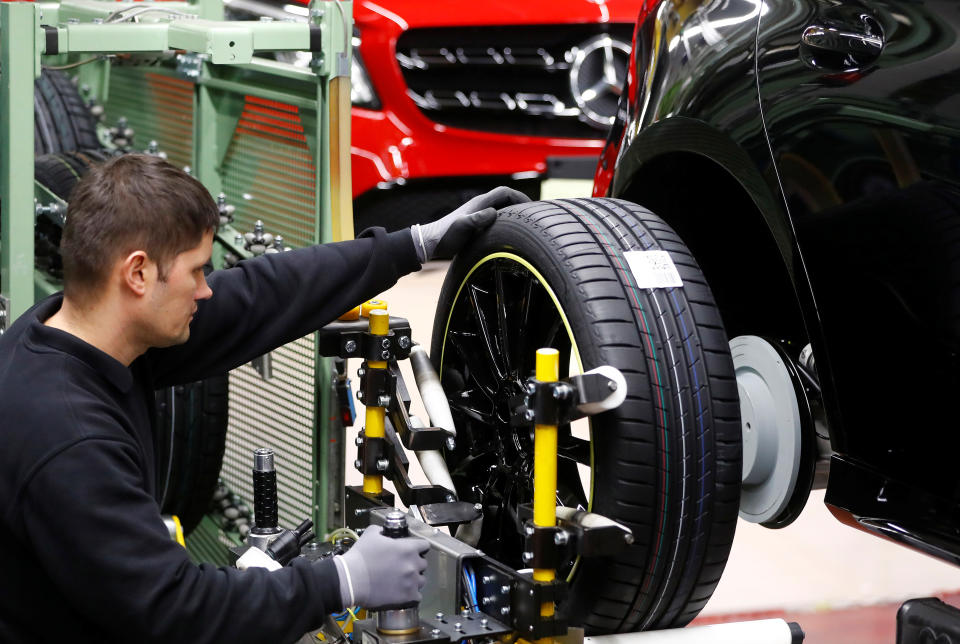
(348, 179), (960, 641)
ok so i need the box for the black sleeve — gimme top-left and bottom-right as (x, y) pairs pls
(19, 437), (343, 644)
(148, 227), (420, 386)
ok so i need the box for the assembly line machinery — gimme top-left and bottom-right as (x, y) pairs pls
(0, 4), (808, 642)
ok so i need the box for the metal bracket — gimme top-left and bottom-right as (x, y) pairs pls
(512, 371), (621, 427)
(510, 574), (568, 640)
(0, 295), (9, 335)
(176, 52), (206, 80)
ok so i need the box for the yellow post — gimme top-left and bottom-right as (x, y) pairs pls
(533, 347), (559, 632)
(363, 308), (390, 495)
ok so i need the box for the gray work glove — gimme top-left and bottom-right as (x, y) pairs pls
(332, 525), (429, 610)
(411, 186), (531, 262)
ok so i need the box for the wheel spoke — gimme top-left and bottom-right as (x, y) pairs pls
(493, 263), (513, 375)
(558, 435), (591, 466)
(468, 283), (508, 380)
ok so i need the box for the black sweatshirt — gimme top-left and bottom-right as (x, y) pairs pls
(0, 227), (420, 643)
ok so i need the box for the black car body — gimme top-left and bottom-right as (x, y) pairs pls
(595, 0), (960, 563)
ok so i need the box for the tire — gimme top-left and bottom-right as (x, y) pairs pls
(430, 198), (742, 633)
(34, 70), (101, 155)
(156, 376), (230, 535)
(32, 150), (229, 536)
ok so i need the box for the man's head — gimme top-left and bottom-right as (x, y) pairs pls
(61, 154), (221, 347)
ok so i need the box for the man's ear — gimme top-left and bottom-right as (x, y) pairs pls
(120, 251), (154, 296)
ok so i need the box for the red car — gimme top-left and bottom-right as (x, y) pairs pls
(230, 0), (647, 230)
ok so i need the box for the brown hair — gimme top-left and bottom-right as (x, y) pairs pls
(61, 154), (220, 300)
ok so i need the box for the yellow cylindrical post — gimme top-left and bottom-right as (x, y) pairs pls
(533, 348), (559, 629)
(363, 308), (390, 495)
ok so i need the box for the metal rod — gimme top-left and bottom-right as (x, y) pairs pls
(533, 347), (559, 630)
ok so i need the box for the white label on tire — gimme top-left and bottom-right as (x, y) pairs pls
(624, 250), (683, 288)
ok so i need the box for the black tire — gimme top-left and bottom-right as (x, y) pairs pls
(430, 198), (741, 633)
(34, 70), (101, 155)
(156, 376), (230, 535)
(32, 150), (229, 536)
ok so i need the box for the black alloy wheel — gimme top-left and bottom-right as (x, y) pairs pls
(431, 198), (742, 633)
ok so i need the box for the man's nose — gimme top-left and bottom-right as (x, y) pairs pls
(197, 277), (213, 301)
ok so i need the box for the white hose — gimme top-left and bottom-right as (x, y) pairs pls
(585, 619), (800, 644)
(408, 345), (456, 437)
(410, 416), (457, 494)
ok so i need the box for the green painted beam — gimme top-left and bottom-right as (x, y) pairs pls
(1, 4), (38, 324)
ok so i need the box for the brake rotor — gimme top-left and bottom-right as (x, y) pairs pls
(730, 335), (816, 527)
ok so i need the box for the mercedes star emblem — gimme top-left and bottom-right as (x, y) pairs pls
(569, 34), (631, 129)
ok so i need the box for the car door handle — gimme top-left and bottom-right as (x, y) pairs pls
(800, 13), (884, 71)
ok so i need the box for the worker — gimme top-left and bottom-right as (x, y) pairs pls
(0, 154), (530, 643)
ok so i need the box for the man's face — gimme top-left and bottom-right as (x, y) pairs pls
(146, 230), (214, 347)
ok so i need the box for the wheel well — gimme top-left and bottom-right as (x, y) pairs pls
(619, 152), (807, 344)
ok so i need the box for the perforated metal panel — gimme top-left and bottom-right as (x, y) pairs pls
(104, 71), (327, 532)
(218, 96), (320, 529)
(101, 70), (193, 168)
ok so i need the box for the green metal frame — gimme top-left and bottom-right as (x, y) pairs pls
(0, 0), (354, 542)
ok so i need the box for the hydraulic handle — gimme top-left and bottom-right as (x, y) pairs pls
(252, 448), (279, 532)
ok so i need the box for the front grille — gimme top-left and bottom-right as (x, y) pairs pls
(395, 24), (633, 139)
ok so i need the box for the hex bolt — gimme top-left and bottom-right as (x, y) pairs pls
(524, 525), (535, 536)
(435, 612), (444, 621)
(355, 436), (364, 446)
(234, 234), (244, 245)
(310, 7), (324, 17)
(500, 607), (510, 616)
(454, 623), (462, 631)
(357, 367), (366, 377)
(481, 619), (489, 629)
(446, 437), (456, 451)
(482, 597), (494, 605)
(380, 350), (391, 360)
(354, 508), (368, 516)
(525, 382), (536, 395)
(398, 336), (411, 349)
(377, 395), (391, 407)
(344, 340), (357, 353)
(554, 531), (569, 545)
(608, 380), (618, 391)
(474, 503), (483, 512)
(381, 338), (391, 349)
(431, 629), (441, 637)
(529, 589), (535, 597)
(481, 575), (494, 584)
(376, 458), (389, 471)
(522, 551), (533, 563)
(523, 409), (535, 422)
(445, 494), (456, 502)
(354, 459), (362, 469)
(624, 533), (634, 544)
(529, 626), (535, 633)
(501, 585), (510, 594)
(356, 390), (364, 401)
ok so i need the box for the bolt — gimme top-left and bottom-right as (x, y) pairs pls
(524, 525), (535, 536)
(92, 17), (104, 24)
(474, 503), (483, 512)
(381, 350), (391, 360)
(354, 508), (368, 516)
(398, 335), (411, 349)
(377, 395), (391, 407)
(376, 458), (389, 471)
(310, 7), (324, 17)
(525, 382), (536, 395)
(356, 390), (364, 401)
(446, 437), (456, 451)
(344, 340), (357, 353)
(501, 585), (510, 594)
(454, 623), (462, 631)
(381, 337), (391, 349)
(522, 551), (533, 563)
(481, 619), (489, 629)
(482, 597), (494, 605)
(431, 629), (441, 637)
(235, 234), (244, 245)
(217, 193), (227, 206)
(529, 590), (535, 597)
(529, 626), (535, 633)
(436, 612), (444, 621)
(554, 531), (569, 545)
(354, 459), (362, 469)
(608, 380), (618, 391)
(624, 532), (634, 544)
(523, 409), (535, 422)
(355, 436), (364, 446)
(500, 607), (510, 616)
(357, 367), (366, 377)
(481, 575), (494, 584)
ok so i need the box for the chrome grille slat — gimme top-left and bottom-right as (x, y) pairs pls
(396, 24), (633, 138)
